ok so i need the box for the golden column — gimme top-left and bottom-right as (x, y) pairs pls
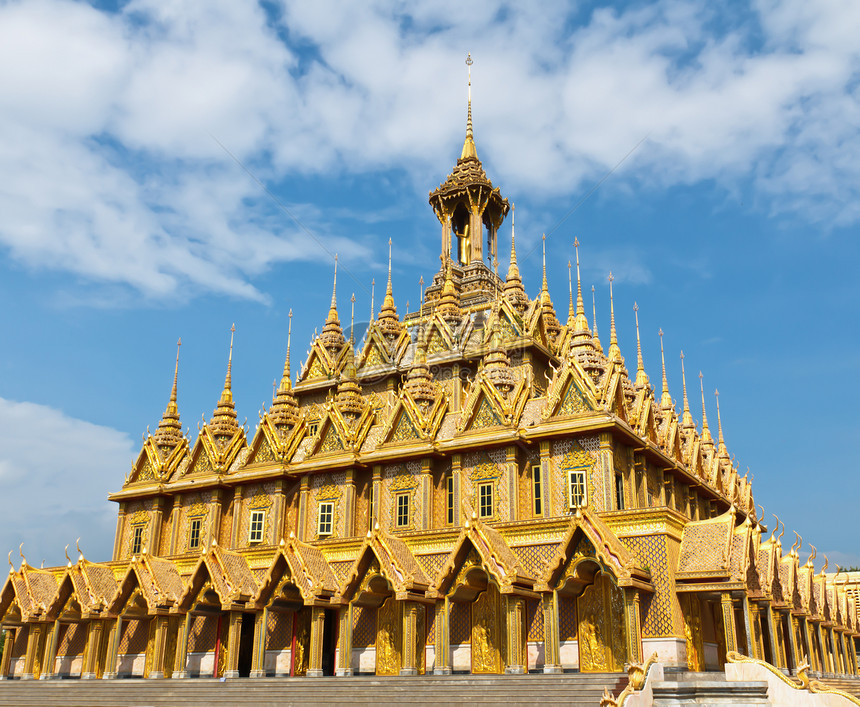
(800, 618), (817, 672)
(336, 604), (353, 676)
(762, 603), (780, 667)
(249, 608), (268, 679)
(102, 616), (122, 679)
(297, 476), (310, 541)
(720, 593), (738, 655)
(625, 589), (644, 665)
(503, 596), (526, 674)
(147, 614), (170, 679)
(343, 469), (356, 537)
(433, 597), (451, 675)
(420, 459), (432, 530)
(739, 595), (755, 660)
(223, 611), (243, 678)
(173, 613), (191, 679)
(230, 487), (243, 547)
(21, 622), (44, 680)
(782, 612), (799, 672)
(401, 601), (418, 676)
(81, 619), (105, 679)
(40, 620), (61, 679)
(0, 628), (14, 679)
(307, 606), (326, 677)
(371, 466), (382, 526)
(542, 591), (561, 673)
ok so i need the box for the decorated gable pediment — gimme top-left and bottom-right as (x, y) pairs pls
(255, 536), (338, 608)
(457, 369), (529, 434)
(178, 544), (258, 612)
(127, 437), (189, 486)
(299, 340), (349, 383)
(358, 327), (409, 369)
(676, 507), (735, 580)
(542, 357), (598, 420)
(0, 563), (58, 623)
(108, 553), (183, 616)
(246, 414), (306, 466)
(179, 427), (246, 479)
(47, 559), (116, 620)
(600, 369), (629, 423)
(425, 316), (458, 357)
(309, 402), (374, 457)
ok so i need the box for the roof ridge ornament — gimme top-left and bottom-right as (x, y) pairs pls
(680, 350), (693, 427)
(607, 272), (621, 362)
(658, 329), (672, 410)
(209, 324), (239, 436)
(634, 303), (648, 388)
(592, 285), (603, 354)
(461, 53), (476, 160)
(699, 371), (713, 444)
(153, 338), (184, 447)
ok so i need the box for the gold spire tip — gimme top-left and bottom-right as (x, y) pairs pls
(541, 234), (547, 291)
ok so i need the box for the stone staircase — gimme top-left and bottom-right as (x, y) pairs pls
(0, 673), (628, 707)
(652, 670), (769, 705)
(811, 674), (860, 698)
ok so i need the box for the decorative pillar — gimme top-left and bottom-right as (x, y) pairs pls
(0, 628), (14, 679)
(452, 363), (462, 411)
(401, 601), (418, 676)
(434, 598), (451, 675)
(720, 593), (738, 655)
(784, 613), (799, 673)
(40, 621), (61, 680)
(230, 487), (243, 547)
(148, 614), (169, 679)
(828, 628), (839, 674)
(103, 617), (122, 679)
(297, 476), (310, 541)
(850, 636), (859, 675)
(173, 613), (191, 679)
(371, 466), (382, 526)
(223, 611), (243, 679)
(800, 618), (816, 671)
(739, 595), (755, 660)
(112, 505), (126, 561)
(420, 459), (432, 530)
(343, 469), (356, 537)
(598, 433), (614, 511)
(150, 497), (165, 555)
(82, 619), (104, 679)
(505, 446), (518, 521)
(336, 604), (353, 676)
(504, 596), (525, 674)
(207, 489), (223, 548)
(21, 623), (43, 680)
(538, 442), (551, 517)
(542, 591), (561, 673)
(169, 496), (182, 555)
(623, 588), (644, 665)
(307, 606), (326, 677)
(453, 454), (464, 523)
(763, 603), (779, 667)
(272, 480), (286, 543)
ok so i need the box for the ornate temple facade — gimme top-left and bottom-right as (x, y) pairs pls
(2, 88), (859, 685)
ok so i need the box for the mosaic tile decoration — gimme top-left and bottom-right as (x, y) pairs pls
(511, 543), (558, 579)
(450, 601), (471, 644)
(328, 560), (354, 585)
(188, 614), (217, 653)
(57, 622), (86, 657)
(622, 534), (678, 638)
(558, 595), (577, 641)
(352, 606), (375, 649)
(415, 553), (448, 583)
(120, 618), (149, 654)
(526, 597), (544, 642)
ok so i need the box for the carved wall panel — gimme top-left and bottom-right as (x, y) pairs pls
(471, 582), (502, 674)
(376, 596), (401, 676)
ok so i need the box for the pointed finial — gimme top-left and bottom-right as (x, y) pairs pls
(541, 234), (548, 292)
(715, 388), (729, 459)
(386, 238), (393, 297)
(607, 272), (621, 361)
(659, 329), (672, 409)
(226, 323), (235, 389)
(76, 538), (83, 562)
(7, 551), (13, 573)
(286, 309), (293, 379)
(370, 278), (375, 322)
(171, 338), (181, 405)
(350, 293), (356, 344)
(331, 254), (338, 309)
(680, 351), (693, 426)
(64, 544), (72, 567)
(419, 275), (425, 310)
(634, 303), (647, 387)
(466, 53), (473, 138)
(699, 371), (712, 443)
(591, 285), (602, 352)
(460, 53), (477, 159)
(567, 260), (574, 325)
(574, 238), (585, 322)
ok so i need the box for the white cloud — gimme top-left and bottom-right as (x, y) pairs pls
(0, 0), (859, 301)
(0, 397), (136, 568)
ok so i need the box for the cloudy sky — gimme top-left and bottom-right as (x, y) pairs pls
(1, 0), (858, 569)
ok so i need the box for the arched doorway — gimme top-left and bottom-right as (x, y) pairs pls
(448, 565), (503, 674)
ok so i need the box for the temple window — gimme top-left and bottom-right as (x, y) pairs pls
(532, 464), (543, 517)
(446, 476), (454, 525)
(188, 518), (202, 550)
(396, 493), (410, 528)
(307, 420), (320, 438)
(615, 472), (624, 510)
(568, 469), (587, 510)
(479, 482), (493, 519)
(131, 525), (144, 555)
(248, 510), (265, 544)
(318, 502), (333, 536)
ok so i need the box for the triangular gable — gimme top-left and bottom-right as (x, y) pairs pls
(299, 339), (350, 383)
(47, 561), (116, 620)
(0, 574), (27, 624)
(339, 527), (430, 602)
(6, 564), (59, 622)
(538, 509), (651, 592)
(357, 327), (410, 369)
(246, 413), (306, 466)
(676, 507), (736, 579)
(542, 358), (599, 421)
(127, 437), (189, 486)
(313, 416), (346, 455)
(178, 544), (258, 612)
(435, 517), (533, 597)
(108, 554), (183, 615)
(378, 382), (448, 446)
(601, 369), (629, 423)
(255, 537), (338, 608)
(424, 315), (458, 357)
(457, 370), (529, 434)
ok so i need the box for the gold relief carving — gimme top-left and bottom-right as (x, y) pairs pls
(680, 594), (704, 671)
(319, 425), (344, 453)
(366, 344), (385, 367)
(472, 397), (501, 429)
(454, 548), (482, 589)
(254, 438), (276, 464)
(428, 330), (447, 354)
(188, 502), (209, 518)
(578, 572), (626, 673)
(376, 596), (401, 676)
(471, 462), (501, 481)
(316, 480), (342, 501)
(471, 582), (502, 674)
(138, 457), (156, 481)
(559, 381), (590, 415)
(129, 510), (149, 526)
(357, 558), (382, 596)
(248, 493), (272, 510)
(307, 355), (327, 379)
(144, 618), (156, 678)
(391, 412), (419, 443)
(416, 604), (427, 675)
(293, 608), (311, 677)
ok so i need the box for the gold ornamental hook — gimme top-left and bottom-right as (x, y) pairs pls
(64, 544), (72, 567)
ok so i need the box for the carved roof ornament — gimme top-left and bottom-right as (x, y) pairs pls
(209, 324), (239, 437)
(715, 387), (730, 461)
(503, 206), (528, 312)
(255, 534), (337, 607)
(319, 255), (346, 355)
(591, 285), (604, 354)
(178, 544), (259, 612)
(268, 309), (300, 429)
(538, 234), (562, 343)
(679, 350), (695, 430)
(335, 346), (364, 421)
(403, 326), (436, 407)
(152, 338), (184, 448)
(482, 302), (516, 397)
(376, 238), (403, 339)
(658, 329), (673, 411)
(633, 303), (649, 389)
(436, 256), (462, 322)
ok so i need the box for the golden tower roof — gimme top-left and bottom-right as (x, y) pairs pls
(633, 303), (648, 389)
(607, 272), (622, 363)
(376, 239), (403, 338)
(680, 350), (694, 428)
(658, 329), (673, 410)
(320, 255), (345, 353)
(404, 328), (435, 406)
(269, 310), (300, 428)
(503, 206), (528, 312)
(699, 371), (713, 446)
(538, 235), (561, 338)
(335, 348), (364, 419)
(153, 339), (183, 448)
(209, 325), (239, 437)
(591, 285), (604, 354)
(483, 306), (515, 395)
(436, 257), (462, 321)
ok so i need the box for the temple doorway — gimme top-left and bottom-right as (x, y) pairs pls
(576, 568), (626, 673)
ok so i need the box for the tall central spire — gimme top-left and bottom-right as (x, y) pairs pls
(607, 272), (621, 362)
(680, 350), (693, 427)
(659, 329), (672, 410)
(699, 371), (713, 444)
(634, 304), (648, 388)
(503, 205), (528, 312)
(270, 310), (299, 428)
(320, 255), (345, 352)
(210, 324), (239, 437)
(153, 339), (183, 447)
(461, 53), (477, 160)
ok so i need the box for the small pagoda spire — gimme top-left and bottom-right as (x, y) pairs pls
(574, 238), (588, 328)
(607, 272), (621, 362)
(153, 339), (183, 447)
(336, 347), (363, 420)
(270, 310), (299, 427)
(659, 329), (672, 410)
(437, 256), (461, 321)
(320, 255), (345, 352)
(633, 304), (648, 388)
(567, 260), (575, 326)
(699, 372), (713, 444)
(461, 53), (477, 160)
(370, 278), (375, 322)
(541, 234), (548, 295)
(377, 239), (403, 338)
(715, 388), (729, 458)
(350, 293), (356, 345)
(680, 351), (693, 427)
(592, 285), (603, 354)
(503, 205), (528, 312)
(210, 324), (239, 437)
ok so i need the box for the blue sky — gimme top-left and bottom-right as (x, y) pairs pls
(1, 0), (858, 569)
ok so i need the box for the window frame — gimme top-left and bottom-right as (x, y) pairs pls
(568, 468), (587, 510)
(395, 492), (410, 528)
(478, 482), (494, 519)
(532, 464), (543, 517)
(131, 525), (144, 555)
(615, 472), (624, 511)
(318, 502), (334, 536)
(446, 475), (455, 525)
(188, 517), (202, 550)
(248, 509), (265, 544)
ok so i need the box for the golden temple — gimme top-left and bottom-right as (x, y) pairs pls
(1, 62), (858, 687)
